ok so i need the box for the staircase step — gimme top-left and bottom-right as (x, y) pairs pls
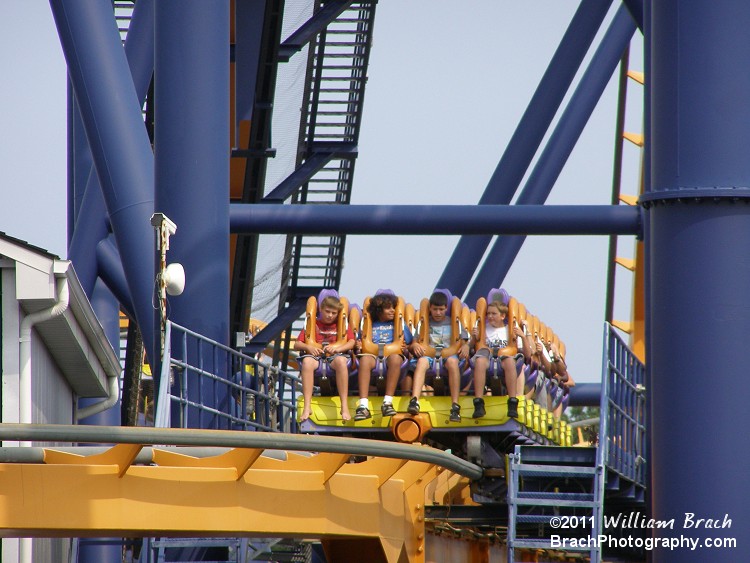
(510, 538), (592, 551)
(313, 111), (358, 116)
(315, 75), (366, 82)
(321, 64), (366, 70)
(328, 18), (369, 23)
(515, 514), (567, 524)
(513, 497), (597, 508)
(324, 29), (366, 34)
(316, 88), (363, 93)
(311, 122), (350, 127)
(514, 463), (596, 477)
(318, 53), (367, 58)
(517, 491), (595, 502)
(309, 99), (358, 104)
(321, 41), (368, 47)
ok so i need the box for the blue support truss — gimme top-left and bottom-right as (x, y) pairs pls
(35, 3), (750, 561)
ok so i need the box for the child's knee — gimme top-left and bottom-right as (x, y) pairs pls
(330, 356), (347, 370)
(386, 354), (402, 368)
(445, 356), (459, 370)
(473, 356), (489, 370)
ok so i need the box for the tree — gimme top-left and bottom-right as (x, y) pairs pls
(563, 406), (600, 445)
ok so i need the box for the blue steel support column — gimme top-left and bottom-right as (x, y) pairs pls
(155, 1), (230, 426)
(68, 88), (91, 243)
(642, 1), (653, 556)
(465, 5), (636, 303)
(647, 2), (750, 560)
(49, 1), (157, 371)
(436, 0), (612, 295)
(67, 82), (73, 243)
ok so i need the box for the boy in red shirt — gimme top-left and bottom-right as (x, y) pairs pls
(295, 295), (355, 421)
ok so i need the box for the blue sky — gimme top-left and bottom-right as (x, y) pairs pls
(0, 1), (643, 383)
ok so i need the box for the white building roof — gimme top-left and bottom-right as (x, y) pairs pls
(0, 232), (120, 397)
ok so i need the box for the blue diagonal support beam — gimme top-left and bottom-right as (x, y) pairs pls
(465, 4), (637, 304)
(277, 0), (355, 62)
(234, 0), (266, 134)
(68, 0), (155, 297)
(49, 0), (157, 370)
(262, 143), (358, 202)
(436, 0), (614, 296)
(622, 0), (644, 32)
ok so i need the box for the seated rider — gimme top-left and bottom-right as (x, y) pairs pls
(470, 300), (524, 419)
(355, 291), (413, 421)
(529, 329), (553, 408)
(407, 291), (475, 422)
(514, 318), (535, 399)
(294, 293), (355, 422)
(548, 340), (574, 418)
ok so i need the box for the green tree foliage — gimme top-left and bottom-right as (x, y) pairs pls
(563, 406), (600, 445)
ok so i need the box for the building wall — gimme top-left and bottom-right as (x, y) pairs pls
(2, 265), (75, 562)
(32, 335), (74, 426)
(2, 265), (19, 426)
(1, 266), (75, 429)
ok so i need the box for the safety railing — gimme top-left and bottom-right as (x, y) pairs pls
(155, 321), (301, 432)
(599, 322), (647, 487)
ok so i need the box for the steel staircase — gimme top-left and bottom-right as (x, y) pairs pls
(286, 0), (376, 286)
(279, 1), (377, 358)
(507, 324), (646, 562)
(139, 537), (310, 563)
(507, 445), (605, 563)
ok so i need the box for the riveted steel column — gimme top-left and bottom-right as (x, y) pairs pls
(647, 1), (750, 560)
(155, 1), (230, 427)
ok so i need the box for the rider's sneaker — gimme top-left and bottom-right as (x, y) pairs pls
(407, 396), (420, 415)
(472, 397), (486, 418)
(381, 402), (397, 417)
(449, 402), (461, 423)
(354, 406), (371, 421)
(507, 397), (519, 419)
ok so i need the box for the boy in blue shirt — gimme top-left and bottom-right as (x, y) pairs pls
(407, 291), (474, 421)
(354, 292), (413, 421)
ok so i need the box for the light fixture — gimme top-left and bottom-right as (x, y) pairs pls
(163, 263), (186, 296)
